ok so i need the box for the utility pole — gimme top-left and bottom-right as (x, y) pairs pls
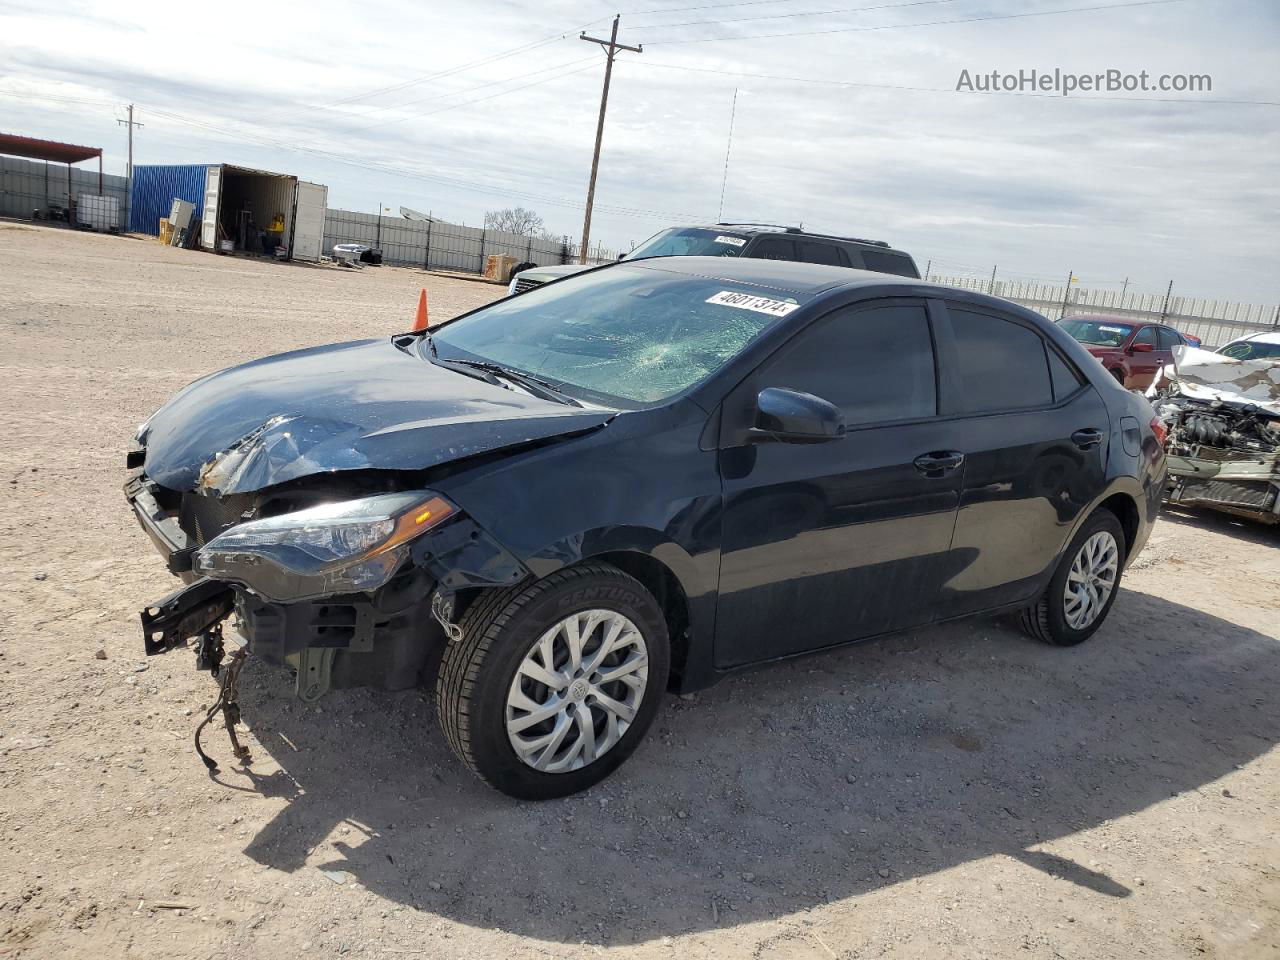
(1159, 280), (1174, 322)
(1059, 270), (1074, 320)
(988, 264), (997, 293)
(718, 88), (740, 222)
(578, 16), (641, 265)
(117, 104), (143, 183)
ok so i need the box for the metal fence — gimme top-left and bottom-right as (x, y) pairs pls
(931, 274), (1279, 349)
(322, 208), (618, 273)
(0, 154), (129, 229)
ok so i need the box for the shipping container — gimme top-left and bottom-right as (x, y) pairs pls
(128, 164), (210, 235)
(130, 162), (327, 261)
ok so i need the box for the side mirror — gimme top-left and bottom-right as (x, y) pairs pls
(1131, 342), (1155, 353)
(750, 387), (845, 444)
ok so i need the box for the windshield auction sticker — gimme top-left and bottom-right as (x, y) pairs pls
(706, 290), (800, 317)
(713, 235), (747, 247)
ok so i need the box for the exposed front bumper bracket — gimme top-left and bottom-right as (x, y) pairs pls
(141, 577), (235, 655)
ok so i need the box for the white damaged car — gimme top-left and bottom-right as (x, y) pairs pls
(1149, 342), (1280, 524)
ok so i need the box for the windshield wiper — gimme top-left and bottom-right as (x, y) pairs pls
(437, 358), (582, 407)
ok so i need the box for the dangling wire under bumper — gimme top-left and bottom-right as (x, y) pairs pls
(194, 646), (251, 772)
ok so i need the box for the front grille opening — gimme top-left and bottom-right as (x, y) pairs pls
(176, 491), (254, 546)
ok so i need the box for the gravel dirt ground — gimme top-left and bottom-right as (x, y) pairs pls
(1, 224), (1278, 960)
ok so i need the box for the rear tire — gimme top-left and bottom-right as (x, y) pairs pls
(1020, 509), (1127, 646)
(437, 563), (669, 800)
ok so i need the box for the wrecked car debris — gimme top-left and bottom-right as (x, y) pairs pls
(1150, 345), (1280, 524)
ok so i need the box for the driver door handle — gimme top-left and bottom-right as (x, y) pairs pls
(1071, 428), (1104, 449)
(913, 451), (965, 478)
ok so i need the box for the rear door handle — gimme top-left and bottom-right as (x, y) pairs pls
(913, 451), (965, 478)
(1071, 428), (1104, 449)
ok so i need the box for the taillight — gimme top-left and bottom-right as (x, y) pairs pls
(1150, 416), (1168, 448)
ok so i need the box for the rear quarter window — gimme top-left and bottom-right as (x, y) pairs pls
(860, 250), (919, 278)
(1047, 346), (1086, 401)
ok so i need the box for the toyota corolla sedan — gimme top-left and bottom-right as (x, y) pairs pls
(127, 258), (1166, 799)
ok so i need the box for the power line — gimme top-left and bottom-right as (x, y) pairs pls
(238, 15), (613, 128)
(341, 57), (602, 133)
(626, 0), (818, 15)
(316, 17), (612, 110)
(635, 59), (1279, 106)
(0, 89), (118, 107)
(640, 0), (1189, 44)
(639, 0), (961, 30)
(141, 105), (704, 222)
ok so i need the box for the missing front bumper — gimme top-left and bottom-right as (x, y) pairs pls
(1165, 452), (1280, 524)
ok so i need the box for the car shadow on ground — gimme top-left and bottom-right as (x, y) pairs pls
(222, 589), (1277, 946)
(1158, 504), (1279, 545)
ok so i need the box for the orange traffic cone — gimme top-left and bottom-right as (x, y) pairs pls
(412, 288), (430, 331)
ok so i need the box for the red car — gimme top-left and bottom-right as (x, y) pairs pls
(1058, 315), (1190, 389)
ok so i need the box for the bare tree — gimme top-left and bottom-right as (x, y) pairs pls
(483, 207), (545, 237)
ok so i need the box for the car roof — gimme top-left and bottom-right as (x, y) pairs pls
(685, 223), (901, 251)
(625, 256), (924, 296)
(623, 257), (1039, 318)
(1231, 330), (1280, 345)
(1063, 314), (1152, 326)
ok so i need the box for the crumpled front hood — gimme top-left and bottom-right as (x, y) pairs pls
(1153, 345), (1280, 416)
(139, 338), (613, 494)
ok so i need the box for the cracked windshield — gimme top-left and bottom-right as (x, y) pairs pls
(429, 264), (800, 404)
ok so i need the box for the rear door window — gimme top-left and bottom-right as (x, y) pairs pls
(748, 237), (797, 261)
(947, 306), (1054, 412)
(796, 241), (847, 267)
(1157, 327), (1183, 350)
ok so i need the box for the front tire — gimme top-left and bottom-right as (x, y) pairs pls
(437, 563), (669, 799)
(1020, 509), (1126, 646)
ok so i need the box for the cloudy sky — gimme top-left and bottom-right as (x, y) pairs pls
(2, 0), (1277, 301)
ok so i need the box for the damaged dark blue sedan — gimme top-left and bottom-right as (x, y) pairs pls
(127, 257), (1166, 798)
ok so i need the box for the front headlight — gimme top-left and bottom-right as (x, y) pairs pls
(193, 491), (455, 601)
